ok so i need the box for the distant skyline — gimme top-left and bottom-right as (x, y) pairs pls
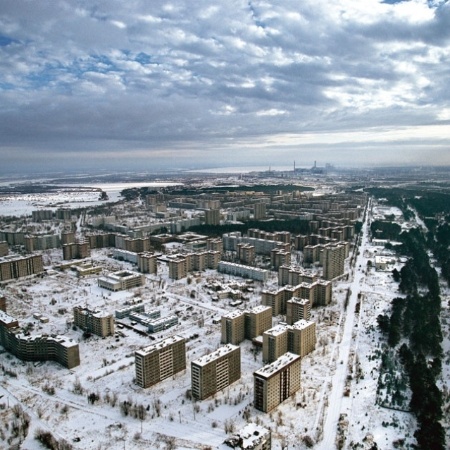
(1, 0), (450, 173)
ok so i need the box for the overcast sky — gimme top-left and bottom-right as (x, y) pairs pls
(1, 0), (450, 173)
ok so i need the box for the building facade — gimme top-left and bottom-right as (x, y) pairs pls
(73, 306), (115, 337)
(262, 320), (316, 363)
(98, 270), (145, 291)
(0, 255), (44, 282)
(286, 298), (311, 325)
(135, 335), (186, 388)
(191, 344), (241, 400)
(254, 352), (301, 412)
(221, 305), (272, 345)
(0, 311), (80, 369)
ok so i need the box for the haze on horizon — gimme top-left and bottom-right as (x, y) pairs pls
(1, 0), (450, 174)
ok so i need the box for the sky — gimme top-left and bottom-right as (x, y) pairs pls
(1, 0), (450, 174)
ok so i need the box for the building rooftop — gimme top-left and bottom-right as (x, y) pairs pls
(254, 352), (301, 378)
(0, 310), (18, 325)
(291, 319), (315, 330)
(192, 344), (239, 367)
(148, 314), (177, 326)
(288, 297), (310, 305)
(223, 310), (244, 320)
(136, 335), (185, 357)
(264, 324), (288, 337)
(221, 424), (271, 449)
(250, 305), (271, 314)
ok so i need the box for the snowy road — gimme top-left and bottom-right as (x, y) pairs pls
(316, 200), (371, 450)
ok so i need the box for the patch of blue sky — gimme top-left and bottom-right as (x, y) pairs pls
(0, 35), (18, 46)
(24, 54), (120, 89)
(248, 1), (266, 28)
(25, 69), (57, 89)
(381, 0), (408, 4)
(0, 82), (15, 90)
(134, 52), (154, 65)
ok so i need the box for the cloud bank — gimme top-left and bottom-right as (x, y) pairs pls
(1, 0), (449, 172)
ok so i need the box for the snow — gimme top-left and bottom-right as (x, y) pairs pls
(0, 186), (446, 449)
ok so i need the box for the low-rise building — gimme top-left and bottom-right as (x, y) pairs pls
(221, 424), (271, 450)
(98, 270), (145, 291)
(147, 315), (178, 333)
(218, 262), (269, 282)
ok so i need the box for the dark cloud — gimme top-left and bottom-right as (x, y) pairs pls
(0, 0), (449, 173)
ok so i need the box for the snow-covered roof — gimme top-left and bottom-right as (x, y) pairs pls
(192, 344), (239, 367)
(254, 352), (300, 378)
(136, 335), (185, 357)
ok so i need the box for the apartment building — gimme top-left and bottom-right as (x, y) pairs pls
(24, 234), (60, 252)
(252, 203), (266, 220)
(0, 231), (25, 246)
(313, 280), (332, 306)
(261, 288), (285, 316)
(237, 243), (255, 265)
(62, 241), (90, 260)
(113, 249), (138, 264)
(222, 232), (286, 256)
(322, 244), (346, 280)
(61, 231), (75, 245)
(262, 279), (331, 315)
(0, 255), (44, 282)
(85, 232), (116, 249)
(278, 266), (317, 286)
(270, 248), (291, 270)
(73, 306), (115, 337)
(262, 320), (316, 363)
(0, 241), (8, 257)
(205, 209), (221, 225)
(124, 237), (151, 253)
(221, 310), (245, 345)
(135, 335), (186, 388)
(221, 305), (272, 345)
(98, 270), (145, 291)
(206, 238), (223, 253)
(245, 305), (273, 340)
(288, 320), (316, 358)
(286, 298), (311, 324)
(262, 325), (289, 363)
(168, 258), (187, 280)
(168, 251), (220, 280)
(218, 261), (269, 282)
(32, 210), (53, 222)
(254, 352), (301, 413)
(191, 344), (241, 400)
(0, 311), (80, 369)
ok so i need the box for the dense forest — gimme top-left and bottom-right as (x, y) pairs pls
(188, 218), (310, 237)
(373, 189), (447, 450)
(120, 183), (314, 201)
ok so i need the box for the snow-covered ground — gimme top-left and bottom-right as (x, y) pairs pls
(0, 192), (447, 449)
(0, 181), (181, 217)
